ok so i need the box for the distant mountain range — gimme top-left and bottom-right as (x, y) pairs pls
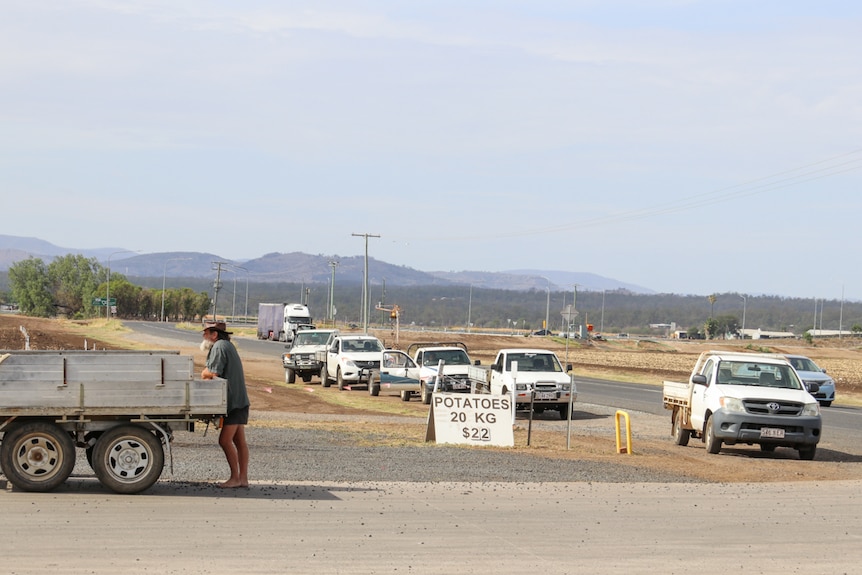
(0, 234), (654, 294)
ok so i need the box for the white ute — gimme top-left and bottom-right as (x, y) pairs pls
(663, 350), (822, 459)
(319, 334), (384, 390)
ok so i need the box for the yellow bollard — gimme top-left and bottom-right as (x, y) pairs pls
(615, 410), (633, 454)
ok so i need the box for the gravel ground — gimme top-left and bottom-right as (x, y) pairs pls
(63, 404), (696, 487)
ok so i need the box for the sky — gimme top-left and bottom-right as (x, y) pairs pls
(2, 1), (861, 300)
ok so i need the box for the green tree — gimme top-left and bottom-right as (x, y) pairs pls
(106, 277), (140, 319)
(48, 254), (103, 318)
(704, 317), (719, 339)
(8, 258), (54, 316)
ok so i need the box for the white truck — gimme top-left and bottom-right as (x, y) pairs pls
(469, 348), (576, 419)
(408, 342), (477, 404)
(282, 303), (313, 344)
(0, 350), (226, 494)
(662, 350), (822, 460)
(318, 334), (384, 390)
(282, 328), (338, 384)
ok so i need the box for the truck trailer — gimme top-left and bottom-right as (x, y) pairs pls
(0, 350), (226, 494)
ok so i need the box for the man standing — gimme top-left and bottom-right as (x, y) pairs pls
(201, 321), (250, 488)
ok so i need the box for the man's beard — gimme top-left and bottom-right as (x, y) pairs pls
(200, 339), (213, 352)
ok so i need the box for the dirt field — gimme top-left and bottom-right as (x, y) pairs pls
(3, 314), (862, 483)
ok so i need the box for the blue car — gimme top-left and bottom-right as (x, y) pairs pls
(785, 354), (836, 407)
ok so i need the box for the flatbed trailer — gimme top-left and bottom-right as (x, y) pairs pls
(0, 350), (226, 494)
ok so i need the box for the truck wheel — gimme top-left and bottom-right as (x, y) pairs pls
(0, 421), (76, 492)
(285, 368), (296, 384)
(92, 424), (165, 494)
(337, 368), (346, 391)
(704, 415), (722, 454)
(421, 386), (432, 405)
(558, 403), (571, 420)
(400, 390), (411, 402)
(672, 409), (690, 446)
(798, 445), (817, 460)
(321, 365), (331, 388)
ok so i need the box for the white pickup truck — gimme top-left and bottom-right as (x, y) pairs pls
(469, 348), (576, 419)
(663, 350), (822, 460)
(318, 334), (384, 390)
(282, 328), (338, 384)
(409, 342), (477, 404)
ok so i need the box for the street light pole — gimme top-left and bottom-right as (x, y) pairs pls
(739, 294), (747, 339)
(542, 277), (551, 335)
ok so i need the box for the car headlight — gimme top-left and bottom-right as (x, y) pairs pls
(515, 383), (528, 391)
(801, 402), (821, 416)
(343, 359), (357, 369)
(282, 353), (291, 361)
(719, 397), (746, 413)
(560, 383), (571, 392)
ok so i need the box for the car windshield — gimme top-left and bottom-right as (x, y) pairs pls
(788, 357), (820, 372)
(422, 350), (471, 366)
(717, 360), (803, 390)
(343, 339), (383, 352)
(505, 352), (562, 372)
(293, 332), (332, 346)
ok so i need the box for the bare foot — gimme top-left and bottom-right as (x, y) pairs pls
(218, 479), (248, 488)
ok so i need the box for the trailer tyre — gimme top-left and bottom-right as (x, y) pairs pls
(0, 421), (76, 492)
(92, 425), (165, 494)
(704, 415), (722, 454)
(672, 409), (690, 446)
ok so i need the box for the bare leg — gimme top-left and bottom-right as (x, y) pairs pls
(218, 424), (249, 488)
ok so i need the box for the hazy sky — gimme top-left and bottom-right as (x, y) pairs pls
(2, 1), (861, 299)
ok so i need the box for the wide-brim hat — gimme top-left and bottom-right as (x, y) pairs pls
(202, 321), (232, 334)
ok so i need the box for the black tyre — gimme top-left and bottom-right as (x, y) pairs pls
(798, 445), (817, 461)
(421, 386), (432, 405)
(558, 403), (571, 420)
(0, 421), (75, 492)
(672, 409), (691, 446)
(704, 415), (722, 454)
(302, 374), (312, 383)
(285, 368), (296, 384)
(336, 368), (346, 391)
(759, 444), (777, 453)
(321, 365), (331, 388)
(369, 373), (380, 397)
(400, 390), (411, 402)
(92, 424), (165, 494)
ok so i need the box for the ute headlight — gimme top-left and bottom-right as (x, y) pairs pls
(801, 402), (821, 416)
(343, 359), (357, 369)
(515, 383), (528, 391)
(719, 397), (746, 413)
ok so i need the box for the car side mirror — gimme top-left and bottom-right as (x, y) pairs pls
(565, 363), (573, 372)
(474, 359), (480, 366)
(491, 362), (502, 373)
(691, 374), (708, 386)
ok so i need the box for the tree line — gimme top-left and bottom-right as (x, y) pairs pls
(5, 255), (210, 321)
(3, 256), (862, 338)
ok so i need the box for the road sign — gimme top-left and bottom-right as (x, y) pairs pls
(92, 297), (117, 306)
(560, 304), (579, 322)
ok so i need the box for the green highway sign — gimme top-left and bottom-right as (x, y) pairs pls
(92, 297), (117, 306)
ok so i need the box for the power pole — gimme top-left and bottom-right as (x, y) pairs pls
(211, 261), (230, 321)
(352, 232), (380, 333)
(328, 260), (339, 323)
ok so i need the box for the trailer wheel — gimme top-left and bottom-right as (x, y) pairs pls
(672, 409), (690, 446)
(704, 415), (722, 454)
(0, 421), (76, 492)
(92, 425), (164, 494)
(285, 368), (296, 384)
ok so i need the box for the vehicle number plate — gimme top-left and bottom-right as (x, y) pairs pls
(534, 392), (556, 400)
(761, 427), (785, 438)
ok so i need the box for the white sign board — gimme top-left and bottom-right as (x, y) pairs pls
(425, 392), (514, 447)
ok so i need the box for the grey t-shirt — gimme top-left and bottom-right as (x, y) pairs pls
(206, 339), (250, 412)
